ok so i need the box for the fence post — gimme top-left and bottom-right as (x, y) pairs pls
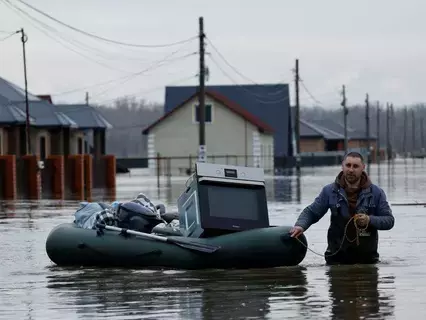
(156, 152), (161, 189)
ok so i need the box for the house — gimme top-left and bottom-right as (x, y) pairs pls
(0, 94), (36, 155)
(0, 77), (78, 158)
(141, 89), (275, 174)
(299, 119), (344, 152)
(299, 118), (378, 154)
(55, 103), (112, 156)
(0, 76), (111, 159)
(163, 84), (292, 157)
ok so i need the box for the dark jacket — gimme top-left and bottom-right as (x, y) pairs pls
(295, 175), (395, 264)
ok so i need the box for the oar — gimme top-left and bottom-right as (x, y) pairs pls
(96, 224), (220, 254)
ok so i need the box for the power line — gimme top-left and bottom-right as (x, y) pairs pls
(5, 0), (194, 65)
(45, 38), (196, 97)
(16, 0), (197, 48)
(2, 0), (134, 73)
(205, 36), (258, 85)
(299, 77), (322, 105)
(89, 53), (196, 100)
(0, 31), (19, 42)
(206, 36), (286, 96)
(95, 74), (197, 105)
(207, 54), (290, 104)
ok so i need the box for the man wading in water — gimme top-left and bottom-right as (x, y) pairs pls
(290, 152), (395, 264)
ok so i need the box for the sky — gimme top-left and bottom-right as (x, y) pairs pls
(0, 0), (425, 109)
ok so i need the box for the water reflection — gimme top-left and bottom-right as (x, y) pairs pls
(327, 265), (395, 320)
(46, 266), (308, 320)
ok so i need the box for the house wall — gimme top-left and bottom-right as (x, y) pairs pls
(70, 130), (85, 154)
(258, 133), (274, 172)
(0, 126), (87, 157)
(31, 128), (51, 159)
(300, 138), (325, 152)
(0, 128), (5, 155)
(148, 96), (274, 175)
(348, 139), (377, 151)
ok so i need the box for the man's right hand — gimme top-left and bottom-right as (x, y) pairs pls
(289, 226), (304, 238)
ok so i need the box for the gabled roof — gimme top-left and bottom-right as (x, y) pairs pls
(0, 95), (36, 125)
(310, 119), (377, 140)
(56, 104), (113, 129)
(163, 84), (291, 156)
(0, 76), (78, 128)
(0, 77), (42, 102)
(300, 119), (344, 140)
(142, 90), (274, 135)
(13, 100), (78, 128)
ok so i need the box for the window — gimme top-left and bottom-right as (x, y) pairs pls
(194, 104), (212, 123)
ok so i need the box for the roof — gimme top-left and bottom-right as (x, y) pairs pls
(0, 95), (36, 125)
(0, 76), (78, 128)
(163, 84), (291, 156)
(37, 95), (53, 104)
(310, 119), (377, 140)
(300, 119), (344, 140)
(13, 101), (78, 128)
(56, 104), (113, 129)
(142, 90), (274, 134)
(0, 77), (42, 102)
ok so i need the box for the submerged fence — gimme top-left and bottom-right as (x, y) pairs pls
(117, 153), (357, 181)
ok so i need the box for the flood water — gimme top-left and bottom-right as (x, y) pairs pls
(0, 158), (425, 319)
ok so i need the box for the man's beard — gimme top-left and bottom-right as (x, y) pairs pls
(345, 173), (360, 184)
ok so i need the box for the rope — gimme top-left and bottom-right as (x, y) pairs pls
(294, 214), (370, 258)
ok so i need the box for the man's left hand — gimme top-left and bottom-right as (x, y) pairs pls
(355, 213), (370, 228)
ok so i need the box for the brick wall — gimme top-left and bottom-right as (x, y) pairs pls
(300, 138), (325, 152)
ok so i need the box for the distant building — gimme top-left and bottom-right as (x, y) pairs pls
(299, 118), (377, 154)
(142, 90), (275, 174)
(0, 77), (112, 159)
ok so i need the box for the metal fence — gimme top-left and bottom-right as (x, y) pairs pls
(118, 153), (351, 182)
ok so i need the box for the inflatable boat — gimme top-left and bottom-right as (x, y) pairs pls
(45, 162), (308, 270)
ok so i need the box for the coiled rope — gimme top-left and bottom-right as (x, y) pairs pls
(294, 215), (370, 257)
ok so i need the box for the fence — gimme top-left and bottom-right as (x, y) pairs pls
(132, 153), (354, 183)
(117, 149), (388, 178)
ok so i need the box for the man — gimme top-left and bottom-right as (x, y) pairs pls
(290, 151), (395, 264)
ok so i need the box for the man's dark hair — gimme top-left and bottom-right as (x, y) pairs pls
(343, 151), (364, 163)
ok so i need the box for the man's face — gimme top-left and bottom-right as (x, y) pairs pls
(342, 156), (365, 183)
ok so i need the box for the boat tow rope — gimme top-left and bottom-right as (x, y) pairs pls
(293, 215), (369, 258)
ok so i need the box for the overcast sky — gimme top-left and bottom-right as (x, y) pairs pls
(0, 0), (424, 109)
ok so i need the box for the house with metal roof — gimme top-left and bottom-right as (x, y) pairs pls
(0, 76), (79, 158)
(162, 84), (292, 158)
(55, 103), (113, 156)
(0, 95), (36, 155)
(0, 76), (112, 159)
(142, 89), (275, 174)
(298, 118), (377, 154)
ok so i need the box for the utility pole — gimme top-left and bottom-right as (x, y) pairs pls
(197, 16), (206, 163)
(412, 109), (416, 155)
(19, 28), (31, 155)
(341, 85), (348, 153)
(403, 106), (408, 157)
(365, 93), (370, 163)
(376, 102), (381, 162)
(421, 117), (425, 153)
(294, 59), (300, 173)
(386, 103), (391, 160)
(390, 103), (395, 159)
(85, 92), (89, 105)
